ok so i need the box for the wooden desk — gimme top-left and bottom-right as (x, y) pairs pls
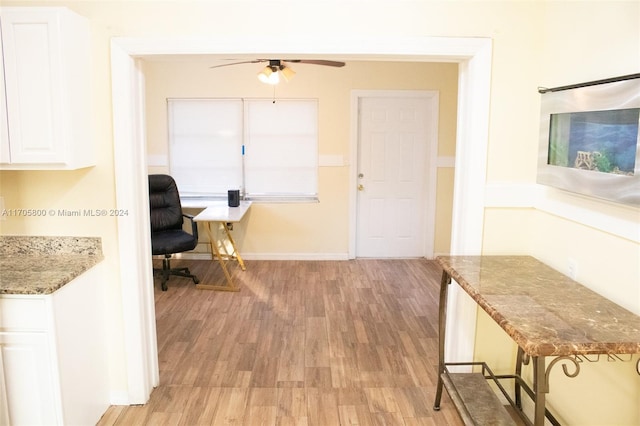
(433, 256), (640, 426)
(192, 201), (252, 291)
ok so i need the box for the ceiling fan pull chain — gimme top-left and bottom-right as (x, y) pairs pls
(273, 85), (276, 104)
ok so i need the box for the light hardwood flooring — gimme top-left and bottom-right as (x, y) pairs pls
(97, 258), (464, 425)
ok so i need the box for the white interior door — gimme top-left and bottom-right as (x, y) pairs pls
(356, 95), (433, 258)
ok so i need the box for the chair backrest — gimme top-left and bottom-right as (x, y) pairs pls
(149, 174), (184, 233)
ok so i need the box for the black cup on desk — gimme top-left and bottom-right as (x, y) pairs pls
(228, 190), (240, 207)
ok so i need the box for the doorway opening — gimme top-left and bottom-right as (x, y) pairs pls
(111, 35), (492, 403)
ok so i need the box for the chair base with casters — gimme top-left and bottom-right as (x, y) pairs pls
(153, 254), (200, 291)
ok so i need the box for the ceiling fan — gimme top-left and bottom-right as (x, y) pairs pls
(210, 59), (346, 85)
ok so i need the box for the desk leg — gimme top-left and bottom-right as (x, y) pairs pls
(195, 221), (240, 292)
(433, 270), (451, 410)
(222, 222), (246, 271)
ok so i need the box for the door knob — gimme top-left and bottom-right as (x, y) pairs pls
(358, 184), (364, 191)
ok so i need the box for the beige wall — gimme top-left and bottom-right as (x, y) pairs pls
(1, 1), (638, 424)
(478, 2), (640, 424)
(144, 60), (458, 256)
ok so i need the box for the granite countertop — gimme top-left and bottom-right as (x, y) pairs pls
(0, 236), (103, 295)
(437, 255), (640, 357)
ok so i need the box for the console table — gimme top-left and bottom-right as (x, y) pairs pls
(192, 201), (252, 291)
(433, 256), (640, 426)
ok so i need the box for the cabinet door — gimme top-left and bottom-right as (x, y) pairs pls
(0, 332), (60, 425)
(0, 39), (9, 165)
(0, 9), (65, 164)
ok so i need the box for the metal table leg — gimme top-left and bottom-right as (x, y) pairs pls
(532, 356), (548, 426)
(433, 270), (451, 410)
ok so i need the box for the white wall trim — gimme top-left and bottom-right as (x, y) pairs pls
(111, 35), (491, 59)
(449, 43), (492, 256)
(444, 39), (492, 367)
(111, 35), (492, 403)
(485, 182), (640, 243)
(537, 187), (640, 243)
(110, 43), (159, 405)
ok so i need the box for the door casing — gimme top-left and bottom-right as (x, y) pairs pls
(111, 35), (492, 404)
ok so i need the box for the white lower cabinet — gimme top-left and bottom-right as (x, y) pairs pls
(0, 332), (58, 425)
(0, 263), (109, 425)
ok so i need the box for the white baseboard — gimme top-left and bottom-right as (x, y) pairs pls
(109, 390), (131, 406)
(178, 252), (350, 261)
(168, 252), (214, 260)
(432, 252), (450, 259)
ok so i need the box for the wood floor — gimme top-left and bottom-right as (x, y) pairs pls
(97, 259), (464, 426)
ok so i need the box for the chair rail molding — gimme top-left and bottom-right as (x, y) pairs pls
(484, 182), (640, 243)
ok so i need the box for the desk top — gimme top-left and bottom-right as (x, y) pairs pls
(437, 256), (640, 357)
(181, 197), (235, 208)
(193, 201), (252, 222)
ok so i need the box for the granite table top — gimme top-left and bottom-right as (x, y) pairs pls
(437, 255), (640, 357)
(0, 236), (103, 295)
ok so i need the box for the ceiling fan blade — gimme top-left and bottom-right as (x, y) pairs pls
(286, 59), (345, 67)
(210, 59), (346, 70)
(209, 59), (268, 69)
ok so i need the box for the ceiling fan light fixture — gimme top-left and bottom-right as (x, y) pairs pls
(280, 65), (296, 82)
(257, 66), (279, 85)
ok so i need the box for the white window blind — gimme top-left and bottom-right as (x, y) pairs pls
(168, 99), (243, 197)
(167, 98), (318, 201)
(244, 99), (318, 200)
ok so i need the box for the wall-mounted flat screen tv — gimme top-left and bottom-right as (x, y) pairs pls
(537, 76), (640, 206)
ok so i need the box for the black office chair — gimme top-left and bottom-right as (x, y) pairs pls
(149, 174), (200, 291)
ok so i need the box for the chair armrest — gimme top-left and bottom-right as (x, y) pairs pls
(182, 213), (199, 241)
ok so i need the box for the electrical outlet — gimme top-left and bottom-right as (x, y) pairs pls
(567, 258), (578, 280)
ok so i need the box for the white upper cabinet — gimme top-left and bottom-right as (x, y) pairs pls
(0, 7), (93, 169)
